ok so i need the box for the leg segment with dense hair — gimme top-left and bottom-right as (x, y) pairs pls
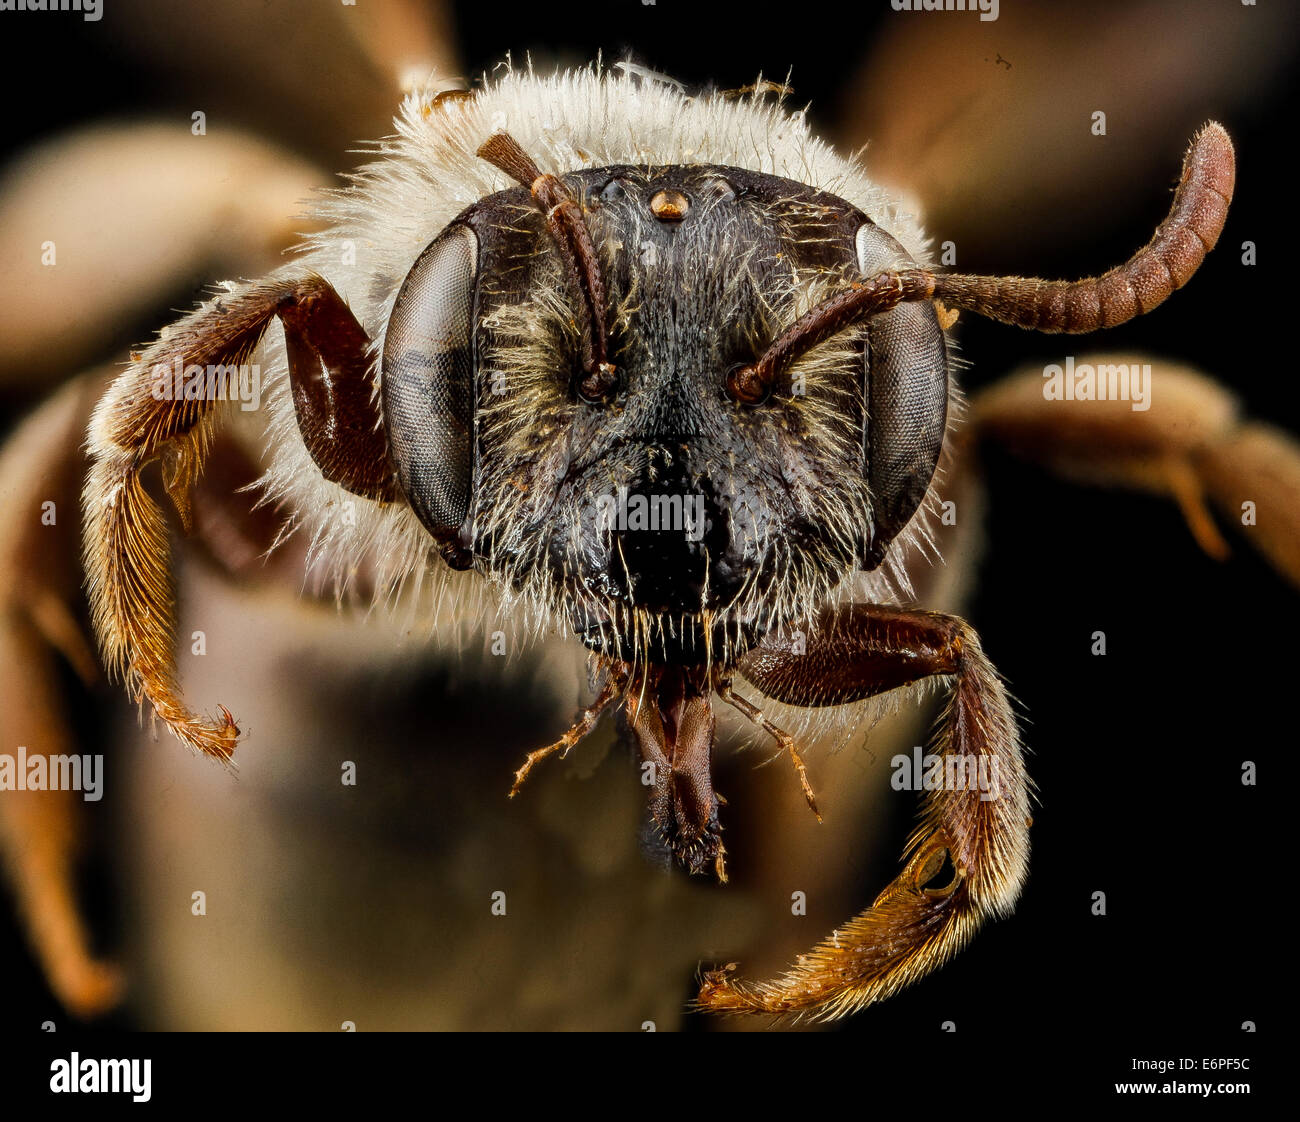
(697, 606), (1031, 1018)
(82, 276), (391, 760)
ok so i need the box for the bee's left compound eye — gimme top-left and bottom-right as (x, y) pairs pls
(383, 223), (479, 548)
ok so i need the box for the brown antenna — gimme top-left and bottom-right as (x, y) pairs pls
(728, 121), (1235, 404)
(477, 132), (618, 401)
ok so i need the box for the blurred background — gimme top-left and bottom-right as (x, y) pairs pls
(0, 0), (1293, 1038)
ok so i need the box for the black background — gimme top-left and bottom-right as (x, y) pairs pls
(0, 0), (1286, 1084)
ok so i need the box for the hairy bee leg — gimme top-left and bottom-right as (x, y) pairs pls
(1, 362), (352, 1017)
(84, 276), (392, 760)
(716, 678), (821, 823)
(698, 606), (1029, 1018)
(507, 671), (625, 798)
(969, 358), (1300, 586)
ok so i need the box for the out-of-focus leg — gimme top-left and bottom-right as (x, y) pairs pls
(969, 357), (1300, 586)
(0, 373), (122, 1018)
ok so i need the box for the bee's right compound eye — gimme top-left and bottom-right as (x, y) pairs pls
(382, 222), (479, 548)
(855, 222), (949, 569)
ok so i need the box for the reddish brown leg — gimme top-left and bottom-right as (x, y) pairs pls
(698, 605), (1030, 1018)
(508, 669), (627, 798)
(84, 276), (392, 761)
(716, 678), (821, 822)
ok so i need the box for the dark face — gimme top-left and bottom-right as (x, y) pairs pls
(382, 164), (949, 664)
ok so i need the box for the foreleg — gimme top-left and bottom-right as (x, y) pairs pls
(698, 605), (1030, 1018)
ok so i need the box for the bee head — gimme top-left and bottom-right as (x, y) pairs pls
(380, 135), (949, 663)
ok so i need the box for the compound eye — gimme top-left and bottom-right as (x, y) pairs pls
(855, 222), (949, 567)
(382, 223), (479, 543)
